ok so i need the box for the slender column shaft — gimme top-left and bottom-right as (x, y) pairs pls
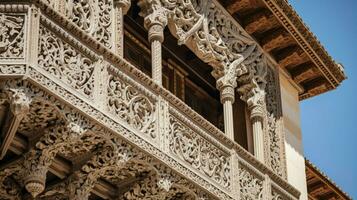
(116, 7), (124, 57)
(113, 0), (130, 57)
(252, 117), (264, 163)
(151, 39), (162, 85)
(223, 100), (234, 140)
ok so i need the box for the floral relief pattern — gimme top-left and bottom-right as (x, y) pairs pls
(0, 14), (25, 59)
(239, 167), (263, 200)
(169, 114), (230, 188)
(65, 0), (113, 48)
(107, 74), (156, 138)
(38, 26), (95, 98)
(265, 67), (285, 177)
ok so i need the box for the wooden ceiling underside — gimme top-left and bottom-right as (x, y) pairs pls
(219, 0), (346, 100)
(305, 160), (351, 200)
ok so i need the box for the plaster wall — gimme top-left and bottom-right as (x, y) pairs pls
(279, 72), (308, 200)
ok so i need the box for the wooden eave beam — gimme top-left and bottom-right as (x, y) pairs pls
(244, 9), (280, 35)
(0, 110), (24, 159)
(226, 0), (264, 15)
(290, 63), (320, 84)
(261, 28), (296, 52)
(277, 46), (309, 69)
(303, 77), (328, 97)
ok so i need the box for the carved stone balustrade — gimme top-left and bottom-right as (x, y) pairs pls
(0, 1), (300, 199)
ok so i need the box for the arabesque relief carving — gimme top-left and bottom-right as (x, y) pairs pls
(0, 14), (25, 59)
(169, 114), (230, 188)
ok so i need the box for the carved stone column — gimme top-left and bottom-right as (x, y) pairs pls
(217, 82), (236, 140)
(250, 98), (265, 163)
(113, 0), (131, 57)
(238, 63), (267, 163)
(140, 4), (167, 85)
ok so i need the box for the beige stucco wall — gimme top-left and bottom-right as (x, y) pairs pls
(279, 71), (308, 200)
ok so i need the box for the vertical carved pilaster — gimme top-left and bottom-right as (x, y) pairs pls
(113, 0), (131, 57)
(93, 57), (109, 110)
(138, 1), (167, 85)
(263, 174), (272, 200)
(27, 5), (40, 65)
(158, 97), (170, 153)
(230, 151), (240, 200)
(0, 88), (32, 159)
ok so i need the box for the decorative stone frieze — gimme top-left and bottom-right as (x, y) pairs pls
(239, 166), (264, 200)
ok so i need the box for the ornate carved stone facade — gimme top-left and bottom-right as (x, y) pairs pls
(2, 0), (344, 199)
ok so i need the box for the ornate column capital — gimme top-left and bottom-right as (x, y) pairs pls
(114, 0), (131, 14)
(139, 1), (168, 43)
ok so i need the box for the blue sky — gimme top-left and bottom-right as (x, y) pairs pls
(289, 0), (357, 198)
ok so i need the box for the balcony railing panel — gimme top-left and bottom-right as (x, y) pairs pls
(0, 2), (300, 200)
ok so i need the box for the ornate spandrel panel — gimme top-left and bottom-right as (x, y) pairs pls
(0, 13), (26, 61)
(37, 25), (96, 99)
(168, 111), (231, 190)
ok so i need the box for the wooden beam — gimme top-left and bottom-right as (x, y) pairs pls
(290, 63), (320, 84)
(0, 110), (25, 159)
(226, 0), (263, 15)
(244, 10), (280, 35)
(261, 29), (295, 52)
(277, 46), (309, 69)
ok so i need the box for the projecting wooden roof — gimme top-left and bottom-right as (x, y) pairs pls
(219, 0), (346, 100)
(305, 160), (352, 200)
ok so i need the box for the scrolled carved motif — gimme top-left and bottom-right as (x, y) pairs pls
(168, 114), (230, 188)
(0, 14), (25, 59)
(107, 73), (156, 137)
(38, 25), (95, 98)
(239, 167), (263, 200)
(265, 67), (285, 177)
(65, 0), (113, 48)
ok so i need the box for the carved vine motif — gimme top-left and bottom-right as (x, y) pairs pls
(107, 74), (156, 137)
(272, 189), (293, 200)
(65, 0), (113, 48)
(265, 68), (284, 177)
(168, 114), (230, 188)
(239, 167), (263, 200)
(0, 65), (26, 74)
(38, 26), (95, 98)
(17, 99), (67, 135)
(0, 14), (25, 59)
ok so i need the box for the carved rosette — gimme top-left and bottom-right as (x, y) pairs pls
(65, 0), (114, 48)
(38, 25), (95, 98)
(0, 14), (25, 59)
(168, 114), (231, 188)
